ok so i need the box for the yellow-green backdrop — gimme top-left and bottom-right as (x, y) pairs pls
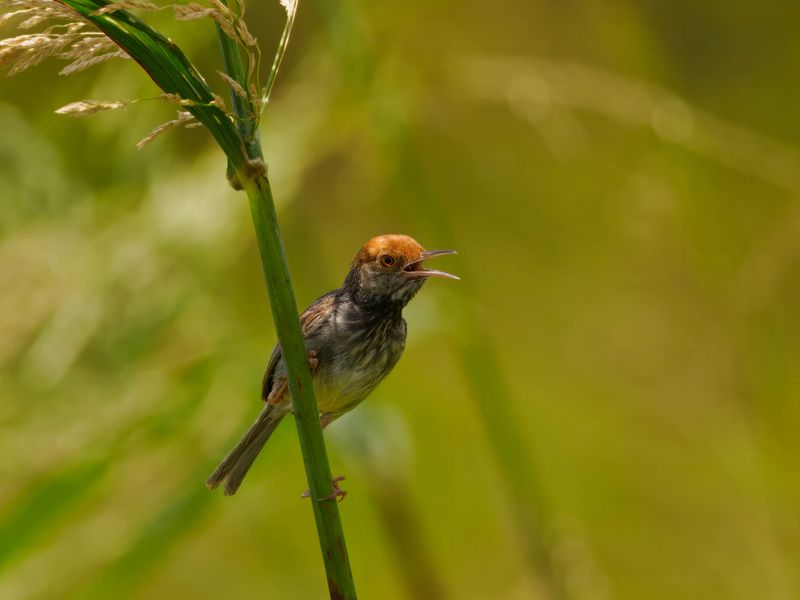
(1, 1), (799, 598)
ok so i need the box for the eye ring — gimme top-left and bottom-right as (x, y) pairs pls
(380, 254), (396, 267)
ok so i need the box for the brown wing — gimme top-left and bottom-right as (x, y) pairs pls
(260, 292), (337, 401)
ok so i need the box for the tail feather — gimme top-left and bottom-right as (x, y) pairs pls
(207, 404), (288, 496)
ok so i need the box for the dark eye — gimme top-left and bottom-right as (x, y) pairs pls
(380, 255), (396, 267)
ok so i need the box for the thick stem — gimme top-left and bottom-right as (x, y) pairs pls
(242, 175), (356, 600)
(213, 7), (357, 598)
(213, 20), (260, 157)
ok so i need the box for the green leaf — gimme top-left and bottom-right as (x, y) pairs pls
(58, 0), (246, 169)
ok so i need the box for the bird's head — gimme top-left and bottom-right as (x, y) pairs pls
(344, 234), (458, 307)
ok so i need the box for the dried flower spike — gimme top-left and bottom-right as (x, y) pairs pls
(218, 70), (247, 100)
(136, 110), (199, 149)
(92, 1), (159, 15)
(55, 99), (128, 116)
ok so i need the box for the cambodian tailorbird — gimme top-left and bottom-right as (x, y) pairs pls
(206, 234), (458, 496)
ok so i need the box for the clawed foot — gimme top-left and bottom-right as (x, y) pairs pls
(308, 350), (318, 371)
(301, 476), (347, 502)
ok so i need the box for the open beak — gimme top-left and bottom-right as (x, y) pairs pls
(403, 249), (460, 280)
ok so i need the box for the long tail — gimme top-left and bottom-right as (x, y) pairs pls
(206, 403), (289, 496)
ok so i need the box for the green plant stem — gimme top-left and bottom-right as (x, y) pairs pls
(212, 19), (259, 156)
(241, 175), (356, 599)
(213, 8), (357, 599)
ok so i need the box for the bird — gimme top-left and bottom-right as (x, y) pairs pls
(206, 234), (458, 496)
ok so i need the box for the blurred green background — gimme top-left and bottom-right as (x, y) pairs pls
(2, 0), (800, 598)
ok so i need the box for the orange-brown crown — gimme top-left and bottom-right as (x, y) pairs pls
(353, 234), (425, 266)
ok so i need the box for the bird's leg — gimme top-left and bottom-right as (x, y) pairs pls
(299, 350), (346, 501)
(324, 476), (347, 502)
(301, 476), (347, 502)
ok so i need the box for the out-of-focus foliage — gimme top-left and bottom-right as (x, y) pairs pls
(2, 1), (800, 598)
